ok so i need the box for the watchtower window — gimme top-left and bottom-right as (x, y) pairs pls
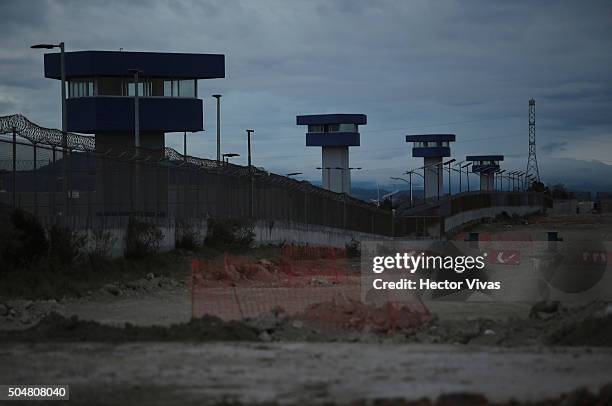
(68, 79), (94, 98)
(163, 79), (197, 97)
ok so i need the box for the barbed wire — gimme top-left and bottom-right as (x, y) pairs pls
(0, 114), (389, 213)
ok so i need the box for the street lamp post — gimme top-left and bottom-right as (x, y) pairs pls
(461, 162), (472, 192)
(496, 170), (505, 191)
(213, 95), (221, 163)
(31, 41), (68, 215)
(222, 152), (240, 164)
(246, 129), (254, 169)
(391, 176), (412, 206)
(454, 161), (465, 193)
(128, 69), (142, 149)
(445, 159), (456, 196)
(402, 170), (425, 207)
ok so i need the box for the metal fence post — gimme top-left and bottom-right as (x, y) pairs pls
(33, 142), (38, 214)
(12, 127), (16, 209)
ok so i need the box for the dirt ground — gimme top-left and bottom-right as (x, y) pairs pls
(1, 342), (612, 405)
(1, 213), (612, 404)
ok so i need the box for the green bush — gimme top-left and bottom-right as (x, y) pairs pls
(124, 217), (163, 259)
(87, 228), (116, 264)
(0, 209), (48, 271)
(205, 218), (254, 248)
(176, 221), (201, 251)
(345, 239), (361, 258)
(48, 224), (87, 269)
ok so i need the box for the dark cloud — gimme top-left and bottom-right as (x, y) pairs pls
(541, 141), (568, 154)
(0, 0), (611, 188)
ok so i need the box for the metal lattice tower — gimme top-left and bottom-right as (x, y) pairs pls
(525, 98), (540, 187)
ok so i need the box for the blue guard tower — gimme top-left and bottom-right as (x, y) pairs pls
(296, 114), (366, 195)
(44, 50), (224, 153)
(466, 155), (504, 191)
(405, 134), (456, 199)
(43, 50), (225, 216)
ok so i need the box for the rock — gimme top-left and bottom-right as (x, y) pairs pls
(291, 320), (304, 329)
(105, 284), (121, 296)
(310, 277), (330, 286)
(259, 331), (272, 342)
(24, 300), (33, 309)
(225, 265), (241, 282)
(0, 303), (7, 316)
(8, 308), (17, 318)
(483, 329), (495, 336)
(146, 272), (155, 281)
(258, 259), (273, 268)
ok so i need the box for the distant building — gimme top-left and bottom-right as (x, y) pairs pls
(297, 114), (366, 195)
(572, 191), (592, 201)
(595, 192), (612, 213)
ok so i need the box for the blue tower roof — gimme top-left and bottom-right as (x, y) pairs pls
(40, 50), (226, 134)
(44, 51), (225, 79)
(296, 114), (367, 125)
(405, 134), (456, 142)
(405, 134), (455, 158)
(297, 114), (366, 147)
(467, 155), (504, 173)
(466, 155), (504, 162)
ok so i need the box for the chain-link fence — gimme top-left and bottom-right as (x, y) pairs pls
(0, 128), (393, 236)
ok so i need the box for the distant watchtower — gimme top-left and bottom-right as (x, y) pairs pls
(405, 134), (456, 199)
(297, 114), (366, 195)
(466, 155), (504, 191)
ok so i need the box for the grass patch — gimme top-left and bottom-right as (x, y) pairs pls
(0, 251), (189, 300)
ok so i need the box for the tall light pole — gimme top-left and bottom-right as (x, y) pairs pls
(454, 161), (465, 193)
(246, 129), (254, 169)
(212, 94), (221, 163)
(402, 170), (424, 207)
(461, 162), (472, 192)
(391, 176), (412, 206)
(496, 170), (506, 191)
(445, 159), (456, 196)
(32, 42), (68, 214)
(128, 69), (142, 149)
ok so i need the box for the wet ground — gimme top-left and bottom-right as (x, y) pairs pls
(1, 213), (612, 404)
(2, 342), (612, 405)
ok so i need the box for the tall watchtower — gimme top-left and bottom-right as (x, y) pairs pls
(405, 134), (456, 199)
(43, 50), (225, 216)
(466, 155), (504, 191)
(43, 51), (225, 153)
(297, 114), (366, 195)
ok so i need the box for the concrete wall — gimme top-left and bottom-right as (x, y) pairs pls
(253, 220), (389, 247)
(39, 216), (382, 258)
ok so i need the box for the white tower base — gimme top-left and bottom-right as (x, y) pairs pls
(322, 146), (350, 194)
(424, 156), (443, 199)
(480, 173), (495, 191)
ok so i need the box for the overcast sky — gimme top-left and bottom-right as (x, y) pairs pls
(1, 0), (611, 190)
